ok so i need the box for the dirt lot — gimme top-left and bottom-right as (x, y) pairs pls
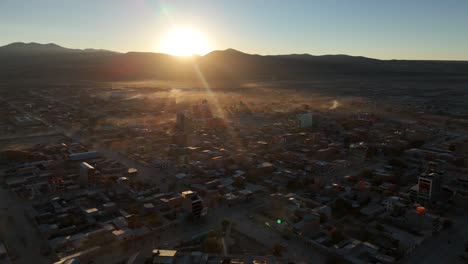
(0, 133), (68, 151)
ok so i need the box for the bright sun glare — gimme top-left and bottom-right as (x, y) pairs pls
(160, 28), (210, 56)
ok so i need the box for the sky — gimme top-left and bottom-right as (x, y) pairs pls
(0, 0), (467, 60)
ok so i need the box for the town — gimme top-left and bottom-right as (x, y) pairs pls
(0, 84), (467, 264)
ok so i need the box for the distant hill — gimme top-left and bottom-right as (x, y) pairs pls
(0, 42), (115, 56)
(0, 42), (68, 54)
(0, 42), (467, 82)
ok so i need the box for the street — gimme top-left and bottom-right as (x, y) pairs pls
(0, 187), (51, 264)
(402, 211), (468, 264)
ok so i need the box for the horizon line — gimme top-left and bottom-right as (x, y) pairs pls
(1, 41), (468, 62)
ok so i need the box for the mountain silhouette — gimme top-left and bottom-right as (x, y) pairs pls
(0, 42), (467, 82)
(0, 42), (115, 56)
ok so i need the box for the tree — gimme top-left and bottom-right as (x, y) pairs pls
(325, 255), (352, 264)
(286, 180), (300, 191)
(221, 219), (231, 232)
(388, 158), (407, 168)
(366, 147), (378, 159)
(203, 237), (221, 253)
(147, 214), (160, 227)
(409, 140), (425, 148)
(375, 223), (385, 231)
(360, 169), (373, 179)
(168, 183), (177, 191)
(333, 198), (351, 217)
(203, 232), (222, 253)
(271, 244), (284, 257)
(233, 178), (245, 188)
(372, 175), (382, 186)
(452, 158), (465, 167)
(246, 172), (259, 183)
(330, 229), (345, 244)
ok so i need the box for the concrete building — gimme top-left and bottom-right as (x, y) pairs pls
(176, 111), (193, 133)
(296, 111), (313, 128)
(69, 151), (101, 161)
(386, 196), (406, 216)
(181, 190), (206, 219)
(176, 111), (186, 132)
(417, 172), (442, 202)
(293, 213), (320, 237)
(453, 139), (468, 157)
(79, 162), (95, 187)
(152, 249), (177, 264)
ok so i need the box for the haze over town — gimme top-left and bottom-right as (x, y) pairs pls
(0, 1), (468, 264)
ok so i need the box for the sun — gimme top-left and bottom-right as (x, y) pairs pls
(160, 28), (210, 56)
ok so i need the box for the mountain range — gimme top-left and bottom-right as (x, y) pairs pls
(1, 42), (467, 82)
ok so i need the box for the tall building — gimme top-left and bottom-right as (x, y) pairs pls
(176, 111), (193, 133)
(79, 162), (95, 187)
(181, 190), (206, 219)
(176, 111), (186, 132)
(417, 172), (442, 202)
(296, 111), (313, 128)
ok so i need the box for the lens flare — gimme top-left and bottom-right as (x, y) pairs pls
(160, 28), (210, 56)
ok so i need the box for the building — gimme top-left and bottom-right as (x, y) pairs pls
(69, 151), (101, 161)
(152, 159), (170, 169)
(152, 249), (178, 264)
(386, 196), (406, 216)
(417, 172), (442, 202)
(296, 111), (313, 128)
(176, 111), (186, 132)
(127, 168), (138, 177)
(0, 242), (9, 259)
(79, 162), (95, 187)
(150, 250), (277, 264)
(293, 212), (320, 236)
(181, 190), (206, 219)
(12, 115), (42, 127)
(172, 133), (188, 146)
(453, 139), (468, 157)
(176, 111), (193, 133)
